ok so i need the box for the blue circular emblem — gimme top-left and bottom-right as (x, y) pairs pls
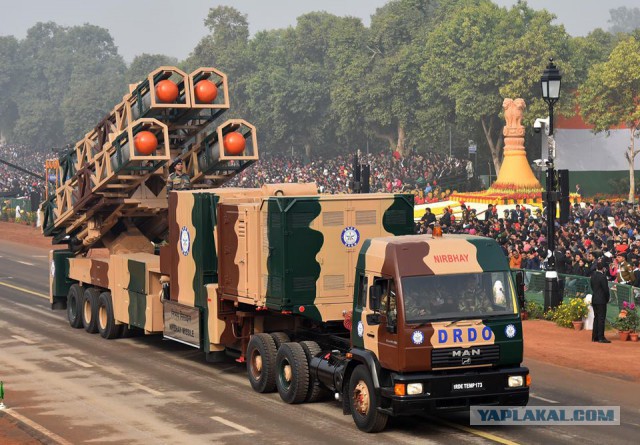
(411, 330), (424, 345)
(180, 226), (191, 256)
(341, 226), (360, 248)
(505, 324), (517, 339)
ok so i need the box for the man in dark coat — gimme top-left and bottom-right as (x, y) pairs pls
(421, 207), (436, 227)
(590, 261), (611, 343)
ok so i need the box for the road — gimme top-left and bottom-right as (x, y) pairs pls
(0, 239), (639, 444)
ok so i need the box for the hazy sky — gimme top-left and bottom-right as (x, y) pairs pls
(0, 0), (637, 62)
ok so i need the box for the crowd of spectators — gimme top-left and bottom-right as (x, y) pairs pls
(417, 200), (640, 284)
(5, 141), (640, 287)
(225, 149), (472, 198)
(0, 143), (46, 197)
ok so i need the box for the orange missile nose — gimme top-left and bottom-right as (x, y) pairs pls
(223, 132), (246, 155)
(194, 79), (218, 103)
(134, 131), (158, 155)
(155, 79), (179, 103)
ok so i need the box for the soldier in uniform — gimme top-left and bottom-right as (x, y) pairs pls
(616, 253), (634, 284)
(167, 158), (191, 192)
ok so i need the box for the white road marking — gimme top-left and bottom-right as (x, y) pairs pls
(210, 416), (256, 434)
(14, 260), (35, 266)
(131, 383), (163, 396)
(11, 335), (36, 344)
(63, 356), (93, 368)
(32, 255), (49, 258)
(3, 408), (74, 445)
(530, 394), (560, 404)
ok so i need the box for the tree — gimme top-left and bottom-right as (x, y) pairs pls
(10, 22), (125, 148)
(608, 7), (640, 34)
(0, 36), (19, 142)
(184, 6), (251, 117)
(419, 0), (571, 173)
(358, 0), (436, 155)
(578, 36), (640, 202)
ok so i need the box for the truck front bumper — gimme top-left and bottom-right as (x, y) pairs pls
(379, 366), (529, 416)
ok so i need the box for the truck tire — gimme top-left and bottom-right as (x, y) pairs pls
(67, 284), (84, 329)
(349, 365), (389, 433)
(247, 333), (278, 393)
(97, 292), (122, 339)
(82, 288), (100, 334)
(275, 342), (309, 404)
(300, 340), (326, 403)
(270, 332), (290, 349)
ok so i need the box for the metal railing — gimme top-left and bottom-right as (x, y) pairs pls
(521, 269), (636, 323)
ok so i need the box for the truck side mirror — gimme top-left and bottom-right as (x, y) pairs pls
(370, 285), (382, 312)
(515, 270), (526, 310)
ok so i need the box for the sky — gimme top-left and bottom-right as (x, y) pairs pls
(0, 0), (637, 62)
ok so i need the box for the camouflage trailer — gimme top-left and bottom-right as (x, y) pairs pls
(44, 66), (529, 434)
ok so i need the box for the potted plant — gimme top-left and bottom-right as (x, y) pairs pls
(622, 301), (639, 342)
(612, 303), (636, 341)
(568, 297), (588, 330)
(550, 297), (588, 329)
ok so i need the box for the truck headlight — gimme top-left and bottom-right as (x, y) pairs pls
(407, 383), (423, 395)
(508, 376), (524, 388)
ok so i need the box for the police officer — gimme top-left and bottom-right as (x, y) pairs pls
(167, 158), (191, 192)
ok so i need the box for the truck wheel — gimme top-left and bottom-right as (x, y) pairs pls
(97, 292), (122, 339)
(82, 288), (100, 334)
(247, 333), (278, 393)
(67, 284), (84, 329)
(300, 340), (326, 403)
(275, 342), (309, 404)
(349, 365), (389, 433)
(270, 332), (290, 349)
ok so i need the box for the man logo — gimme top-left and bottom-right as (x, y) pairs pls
(462, 357), (472, 365)
(452, 348), (481, 357)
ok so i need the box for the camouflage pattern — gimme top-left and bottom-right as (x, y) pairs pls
(49, 249), (75, 308)
(167, 172), (191, 191)
(65, 252), (162, 332)
(351, 234), (522, 373)
(217, 193), (414, 322)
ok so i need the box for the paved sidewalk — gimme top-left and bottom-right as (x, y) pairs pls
(523, 319), (640, 381)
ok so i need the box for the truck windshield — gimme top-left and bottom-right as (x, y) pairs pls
(402, 272), (516, 323)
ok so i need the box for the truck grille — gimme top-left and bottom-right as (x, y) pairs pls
(431, 345), (500, 369)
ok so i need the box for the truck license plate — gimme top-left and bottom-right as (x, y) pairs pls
(452, 381), (483, 391)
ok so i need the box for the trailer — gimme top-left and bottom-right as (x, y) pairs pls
(44, 66), (529, 433)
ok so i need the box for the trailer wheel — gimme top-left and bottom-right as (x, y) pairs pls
(97, 292), (122, 339)
(300, 340), (326, 403)
(82, 288), (100, 334)
(270, 332), (290, 349)
(247, 333), (278, 393)
(349, 365), (389, 433)
(275, 342), (309, 404)
(67, 284), (84, 329)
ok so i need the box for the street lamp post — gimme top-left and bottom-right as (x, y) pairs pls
(540, 58), (562, 309)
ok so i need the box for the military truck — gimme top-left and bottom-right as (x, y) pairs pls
(44, 66), (528, 433)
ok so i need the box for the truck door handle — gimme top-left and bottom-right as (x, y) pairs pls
(366, 333), (375, 338)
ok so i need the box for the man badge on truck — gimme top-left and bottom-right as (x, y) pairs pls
(180, 226), (191, 256)
(341, 226), (360, 248)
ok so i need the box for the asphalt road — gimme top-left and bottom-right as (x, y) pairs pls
(0, 240), (639, 444)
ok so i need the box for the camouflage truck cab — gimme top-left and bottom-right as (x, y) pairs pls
(309, 233), (529, 431)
